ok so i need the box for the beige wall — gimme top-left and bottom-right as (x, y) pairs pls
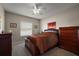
(0, 5), (5, 32)
(5, 12), (40, 43)
(41, 5), (79, 31)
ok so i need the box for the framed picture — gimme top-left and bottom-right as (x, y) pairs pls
(10, 23), (17, 28)
(34, 25), (38, 29)
(48, 22), (56, 29)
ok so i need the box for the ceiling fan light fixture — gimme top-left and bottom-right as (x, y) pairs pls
(33, 4), (41, 15)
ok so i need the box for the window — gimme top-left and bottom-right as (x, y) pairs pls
(20, 21), (32, 36)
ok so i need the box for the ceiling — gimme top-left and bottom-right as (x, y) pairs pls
(1, 3), (79, 19)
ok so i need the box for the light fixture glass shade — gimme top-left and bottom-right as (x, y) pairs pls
(33, 4), (41, 15)
(33, 9), (41, 15)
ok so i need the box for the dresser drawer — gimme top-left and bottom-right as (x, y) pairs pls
(59, 39), (79, 45)
(60, 38), (78, 43)
(60, 44), (79, 55)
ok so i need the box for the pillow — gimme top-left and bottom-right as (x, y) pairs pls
(44, 30), (57, 32)
(44, 29), (58, 33)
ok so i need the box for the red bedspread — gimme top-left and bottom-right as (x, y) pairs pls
(26, 32), (58, 54)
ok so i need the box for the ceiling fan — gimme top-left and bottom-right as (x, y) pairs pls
(32, 3), (44, 15)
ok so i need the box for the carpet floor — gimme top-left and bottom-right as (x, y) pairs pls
(12, 42), (77, 56)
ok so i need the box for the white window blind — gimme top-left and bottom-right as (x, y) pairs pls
(20, 21), (32, 36)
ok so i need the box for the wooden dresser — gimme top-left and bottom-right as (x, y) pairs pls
(0, 33), (12, 56)
(59, 26), (79, 55)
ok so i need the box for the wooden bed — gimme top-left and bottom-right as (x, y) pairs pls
(25, 29), (59, 55)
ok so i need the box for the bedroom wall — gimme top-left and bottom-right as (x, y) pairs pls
(5, 12), (40, 44)
(0, 5), (5, 32)
(40, 5), (79, 31)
